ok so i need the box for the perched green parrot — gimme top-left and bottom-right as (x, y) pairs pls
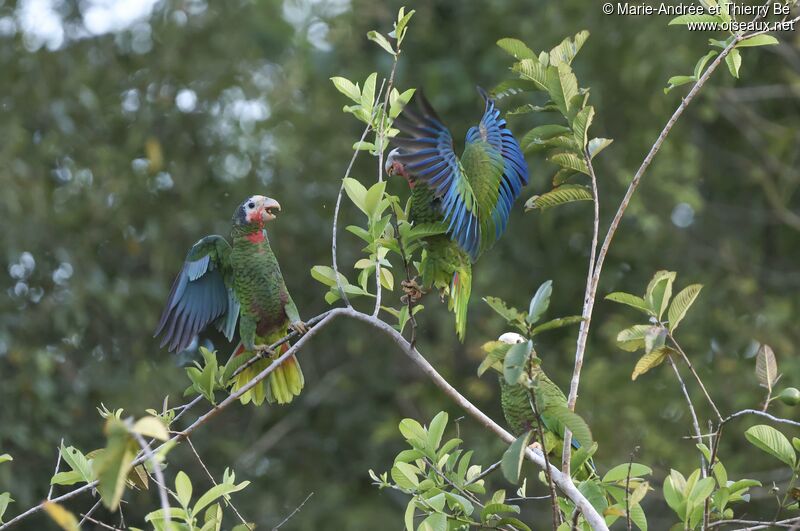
(385, 89), (529, 340)
(155, 195), (307, 406)
(484, 332), (594, 476)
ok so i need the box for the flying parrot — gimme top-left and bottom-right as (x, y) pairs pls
(155, 195), (307, 406)
(385, 89), (529, 340)
(483, 332), (595, 477)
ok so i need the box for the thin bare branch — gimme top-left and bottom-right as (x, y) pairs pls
(272, 492), (314, 530)
(78, 512), (123, 531)
(530, 395), (562, 530)
(47, 439), (64, 501)
(668, 332), (723, 422)
(130, 429), (171, 530)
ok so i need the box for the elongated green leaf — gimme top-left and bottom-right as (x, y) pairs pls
(572, 106), (594, 148)
(549, 30), (589, 66)
(543, 405), (592, 447)
(95, 419), (137, 510)
(630, 502), (648, 531)
(615, 324), (651, 352)
(664, 75), (695, 94)
(193, 478), (250, 514)
(0, 492), (12, 524)
(602, 463), (653, 483)
(547, 63), (579, 118)
(367, 30), (395, 55)
(483, 296), (526, 325)
(520, 125), (572, 150)
(427, 412), (448, 451)
(525, 184), (592, 210)
(504, 340), (532, 385)
(361, 72), (377, 113)
(531, 315), (583, 335)
(645, 270), (676, 320)
(511, 58), (548, 91)
(694, 51), (718, 78)
(745, 424), (796, 467)
(330, 76), (361, 102)
(132, 416), (169, 441)
(176, 471), (193, 508)
(404, 499), (415, 531)
(59, 444), (94, 484)
(737, 35), (779, 48)
(606, 292), (651, 314)
(548, 152), (589, 174)
(501, 431), (532, 484)
(497, 38), (535, 59)
(43, 502), (79, 531)
(632, 347), (671, 380)
(755, 344), (778, 391)
(490, 78), (534, 99)
(725, 48), (742, 79)
(588, 137), (613, 158)
(398, 418), (427, 448)
(0, 455), (11, 465)
(667, 284), (703, 331)
(688, 477), (715, 505)
(419, 512), (446, 531)
(527, 280), (552, 324)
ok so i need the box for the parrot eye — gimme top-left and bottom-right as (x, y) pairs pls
(247, 202), (255, 209)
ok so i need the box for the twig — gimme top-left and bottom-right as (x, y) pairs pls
(624, 446), (642, 531)
(390, 216), (419, 346)
(47, 439), (64, 501)
(78, 500), (102, 528)
(561, 148), (601, 475)
(78, 512), (123, 531)
(1, 308), (610, 531)
(707, 515), (800, 529)
(423, 458), (484, 508)
(667, 356), (706, 474)
(563, 34), (745, 468)
(332, 122), (374, 307)
(668, 332), (723, 422)
(529, 395), (561, 529)
(721, 409), (800, 429)
(186, 437), (252, 529)
(464, 459), (502, 486)
(272, 492), (314, 530)
(130, 428), (171, 530)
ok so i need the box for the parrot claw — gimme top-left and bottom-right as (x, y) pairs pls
(400, 278), (425, 304)
(254, 344), (275, 355)
(290, 321), (308, 335)
(527, 441), (543, 452)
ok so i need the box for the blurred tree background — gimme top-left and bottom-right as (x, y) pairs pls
(0, 0), (798, 528)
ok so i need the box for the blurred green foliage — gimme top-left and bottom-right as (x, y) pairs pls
(0, 0), (798, 528)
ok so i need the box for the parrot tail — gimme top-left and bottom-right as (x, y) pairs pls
(228, 343), (305, 406)
(448, 264), (472, 341)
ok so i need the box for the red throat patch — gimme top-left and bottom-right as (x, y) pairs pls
(246, 230), (265, 243)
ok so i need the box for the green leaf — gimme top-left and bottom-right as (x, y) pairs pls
(367, 30), (395, 55)
(0, 455), (11, 465)
(176, 471), (193, 508)
(755, 344), (778, 391)
(501, 431), (532, 484)
(352, 141), (376, 151)
(330, 76), (361, 103)
(630, 502), (648, 531)
(361, 72), (377, 113)
(527, 280), (552, 324)
(548, 152), (589, 175)
(364, 181), (387, 219)
(427, 412), (448, 452)
(525, 184), (592, 210)
(615, 324), (651, 352)
(602, 463), (653, 483)
(95, 419), (137, 511)
(489, 79), (534, 99)
(645, 270), (676, 320)
(497, 38), (535, 59)
(606, 292), (652, 314)
(549, 30), (589, 66)
(578, 479), (608, 513)
(632, 347), (670, 380)
(694, 51), (718, 79)
(391, 462), (419, 490)
(503, 340), (532, 385)
(664, 75), (695, 94)
(725, 48), (742, 79)
(663, 471), (686, 517)
(512, 58), (549, 91)
(193, 478), (250, 514)
(520, 124), (572, 150)
(444, 491), (475, 516)
(688, 477), (715, 505)
(667, 284), (703, 332)
(399, 418), (427, 448)
(132, 416), (169, 441)
(547, 63), (579, 118)
(588, 137), (613, 158)
(668, 14), (722, 24)
(343, 177), (369, 214)
(59, 444), (94, 484)
(572, 105), (595, 148)
(531, 315), (583, 335)
(404, 499), (415, 531)
(737, 35), (779, 47)
(418, 512), (446, 531)
(483, 297), (526, 325)
(745, 425), (796, 467)
(0, 492), (13, 524)
(50, 471), (84, 486)
(542, 405), (592, 447)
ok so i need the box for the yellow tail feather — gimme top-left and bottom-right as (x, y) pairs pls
(230, 346), (305, 406)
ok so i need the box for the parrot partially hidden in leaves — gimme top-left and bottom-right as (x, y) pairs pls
(155, 195), (308, 406)
(385, 89), (529, 340)
(481, 332), (595, 477)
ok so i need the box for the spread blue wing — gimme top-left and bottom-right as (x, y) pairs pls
(472, 88), (529, 243)
(392, 92), (481, 260)
(155, 235), (239, 352)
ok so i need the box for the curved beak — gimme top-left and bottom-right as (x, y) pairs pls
(385, 147), (401, 177)
(259, 196), (281, 222)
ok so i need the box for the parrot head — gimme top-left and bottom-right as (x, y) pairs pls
(233, 195), (281, 227)
(385, 148), (414, 187)
(499, 332), (526, 345)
